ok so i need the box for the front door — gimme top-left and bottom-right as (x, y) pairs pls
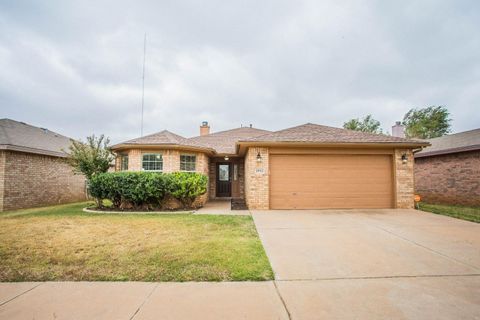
(216, 163), (232, 197)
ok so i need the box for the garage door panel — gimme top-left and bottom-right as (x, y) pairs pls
(270, 154), (393, 209)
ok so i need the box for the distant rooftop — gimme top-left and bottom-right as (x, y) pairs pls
(415, 128), (480, 158)
(0, 119), (73, 157)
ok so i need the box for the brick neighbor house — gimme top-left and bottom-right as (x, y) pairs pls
(414, 128), (480, 206)
(0, 119), (86, 211)
(111, 122), (427, 210)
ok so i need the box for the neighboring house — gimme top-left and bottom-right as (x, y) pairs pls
(0, 119), (86, 211)
(111, 122), (427, 210)
(414, 128), (480, 206)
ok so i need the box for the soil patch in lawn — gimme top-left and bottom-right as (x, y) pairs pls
(0, 202), (273, 282)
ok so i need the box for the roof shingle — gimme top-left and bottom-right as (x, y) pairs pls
(415, 128), (480, 157)
(188, 127), (271, 154)
(241, 123), (427, 145)
(121, 130), (187, 145)
(0, 118), (73, 157)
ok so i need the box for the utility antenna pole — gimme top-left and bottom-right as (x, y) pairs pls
(141, 33), (147, 137)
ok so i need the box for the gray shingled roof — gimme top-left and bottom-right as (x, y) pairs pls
(415, 128), (480, 157)
(120, 130), (187, 145)
(0, 118), (73, 157)
(112, 127), (271, 154)
(113, 123), (428, 154)
(188, 127), (271, 154)
(241, 123), (427, 145)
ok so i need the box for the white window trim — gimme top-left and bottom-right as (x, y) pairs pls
(142, 153), (163, 172)
(180, 154), (197, 172)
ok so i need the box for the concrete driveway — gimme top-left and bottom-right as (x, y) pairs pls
(252, 209), (480, 319)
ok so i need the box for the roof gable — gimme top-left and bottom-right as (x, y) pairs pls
(121, 130), (187, 145)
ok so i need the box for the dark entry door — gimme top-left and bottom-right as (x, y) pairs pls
(216, 163), (231, 197)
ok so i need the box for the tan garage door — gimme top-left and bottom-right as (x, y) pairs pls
(270, 154), (394, 209)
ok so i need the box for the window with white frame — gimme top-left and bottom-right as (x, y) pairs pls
(142, 153), (163, 171)
(180, 154), (196, 172)
(120, 154), (129, 171)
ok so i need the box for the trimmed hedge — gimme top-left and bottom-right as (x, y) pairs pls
(88, 172), (208, 210)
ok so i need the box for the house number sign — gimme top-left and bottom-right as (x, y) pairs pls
(255, 168), (265, 174)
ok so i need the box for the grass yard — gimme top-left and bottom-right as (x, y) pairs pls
(419, 202), (480, 223)
(0, 202), (273, 282)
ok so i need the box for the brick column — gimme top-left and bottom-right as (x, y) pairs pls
(244, 147), (269, 209)
(395, 149), (414, 208)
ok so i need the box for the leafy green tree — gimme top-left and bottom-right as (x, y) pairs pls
(67, 134), (114, 181)
(343, 114), (383, 134)
(402, 106), (451, 139)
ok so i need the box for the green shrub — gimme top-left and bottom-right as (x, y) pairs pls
(169, 172), (208, 208)
(88, 171), (207, 210)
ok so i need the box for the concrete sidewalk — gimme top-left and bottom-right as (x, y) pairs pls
(0, 281), (289, 320)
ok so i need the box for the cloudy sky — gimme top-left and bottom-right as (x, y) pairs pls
(1, 1), (479, 143)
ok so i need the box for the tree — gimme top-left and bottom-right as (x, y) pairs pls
(402, 106), (451, 139)
(67, 134), (114, 180)
(343, 114), (383, 134)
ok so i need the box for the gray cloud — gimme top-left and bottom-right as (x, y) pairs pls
(1, 0), (479, 143)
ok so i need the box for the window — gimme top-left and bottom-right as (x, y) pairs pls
(142, 153), (163, 171)
(120, 154), (129, 171)
(218, 164), (229, 181)
(180, 155), (196, 172)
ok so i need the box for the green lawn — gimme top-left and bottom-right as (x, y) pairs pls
(419, 203), (480, 223)
(0, 202), (273, 282)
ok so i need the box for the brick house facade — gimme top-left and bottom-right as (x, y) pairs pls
(415, 150), (480, 206)
(0, 151), (86, 211)
(0, 119), (86, 212)
(414, 129), (480, 207)
(112, 122), (426, 210)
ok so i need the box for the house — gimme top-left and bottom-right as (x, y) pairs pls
(0, 119), (86, 211)
(111, 122), (428, 210)
(414, 128), (480, 206)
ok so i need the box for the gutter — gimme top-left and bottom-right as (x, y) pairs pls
(414, 144), (480, 158)
(235, 141), (430, 155)
(110, 143), (216, 155)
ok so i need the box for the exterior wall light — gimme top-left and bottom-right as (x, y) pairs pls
(224, 156), (229, 161)
(256, 152), (262, 162)
(401, 153), (408, 164)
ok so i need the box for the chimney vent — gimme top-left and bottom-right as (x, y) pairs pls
(200, 121), (210, 136)
(392, 121), (405, 138)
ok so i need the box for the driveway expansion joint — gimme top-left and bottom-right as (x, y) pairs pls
(275, 273), (480, 282)
(273, 281), (291, 320)
(0, 283), (43, 307)
(129, 283), (158, 320)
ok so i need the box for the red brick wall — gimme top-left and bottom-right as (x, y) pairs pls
(0, 150), (86, 211)
(414, 150), (480, 206)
